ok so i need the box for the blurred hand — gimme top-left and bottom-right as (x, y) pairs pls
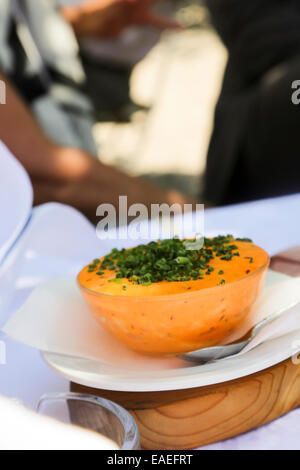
(61, 0), (181, 38)
(0, 71), (196, 224)
(32, 145), (198, 223)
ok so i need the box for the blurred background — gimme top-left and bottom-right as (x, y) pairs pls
(91, 0), (227, 200)
(4, 0), (300, 218)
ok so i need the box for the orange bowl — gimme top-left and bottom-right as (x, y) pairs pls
(77, 254), (269, 356)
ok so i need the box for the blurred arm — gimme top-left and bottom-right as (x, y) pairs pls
(0, 71), (196, 221)
(61, 0), (180, 38)
(0, 71), (55, 179)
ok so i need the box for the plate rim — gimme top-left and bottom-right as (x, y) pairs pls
(41, 328), (300, 392)
(41, 270), (300, 392)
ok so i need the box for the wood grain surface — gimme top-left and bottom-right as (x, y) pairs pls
(71, 247), (300, 449)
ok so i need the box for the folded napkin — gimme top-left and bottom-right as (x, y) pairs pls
(2, 278), (185, 370)
(0, 395), (119, 450)
(3, 271), (300, 369)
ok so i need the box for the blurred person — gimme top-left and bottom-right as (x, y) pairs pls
(205, 0), (300, 205)
(0, 0), (191, 222)
(59, 0), (176, 121)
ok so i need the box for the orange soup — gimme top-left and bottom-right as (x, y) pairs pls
(78, 237), (269, 355)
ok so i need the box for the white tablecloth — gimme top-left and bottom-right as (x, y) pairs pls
(1, 193), (300, 450)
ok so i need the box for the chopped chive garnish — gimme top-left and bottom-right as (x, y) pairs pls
(221, 254), (233, 261)
(88, 236), (248, 287)
(108, 278), (122, 284)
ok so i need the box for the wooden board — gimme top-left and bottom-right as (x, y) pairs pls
(71, 247), (300, 449)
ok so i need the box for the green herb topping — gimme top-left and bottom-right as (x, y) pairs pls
(87, 235), (252, 286)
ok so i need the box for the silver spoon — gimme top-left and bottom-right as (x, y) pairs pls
(180, 304), (297, 364)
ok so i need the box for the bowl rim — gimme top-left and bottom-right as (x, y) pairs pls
(77, 256), (270, 301)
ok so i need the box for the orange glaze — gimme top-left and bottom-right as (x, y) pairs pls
(78, 241), (270, 355)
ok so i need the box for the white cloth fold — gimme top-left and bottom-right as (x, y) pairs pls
(0, 395), (119, 450)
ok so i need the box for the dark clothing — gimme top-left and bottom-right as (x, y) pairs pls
(8, 19), (85, 105)
(0, 0), (97, 154)
(205, 0), (300, 204)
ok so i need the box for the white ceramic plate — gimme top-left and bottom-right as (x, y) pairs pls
(42, 330), (300, 392)
(0, 142), (33, 265)
(42, 271), (300, 392)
